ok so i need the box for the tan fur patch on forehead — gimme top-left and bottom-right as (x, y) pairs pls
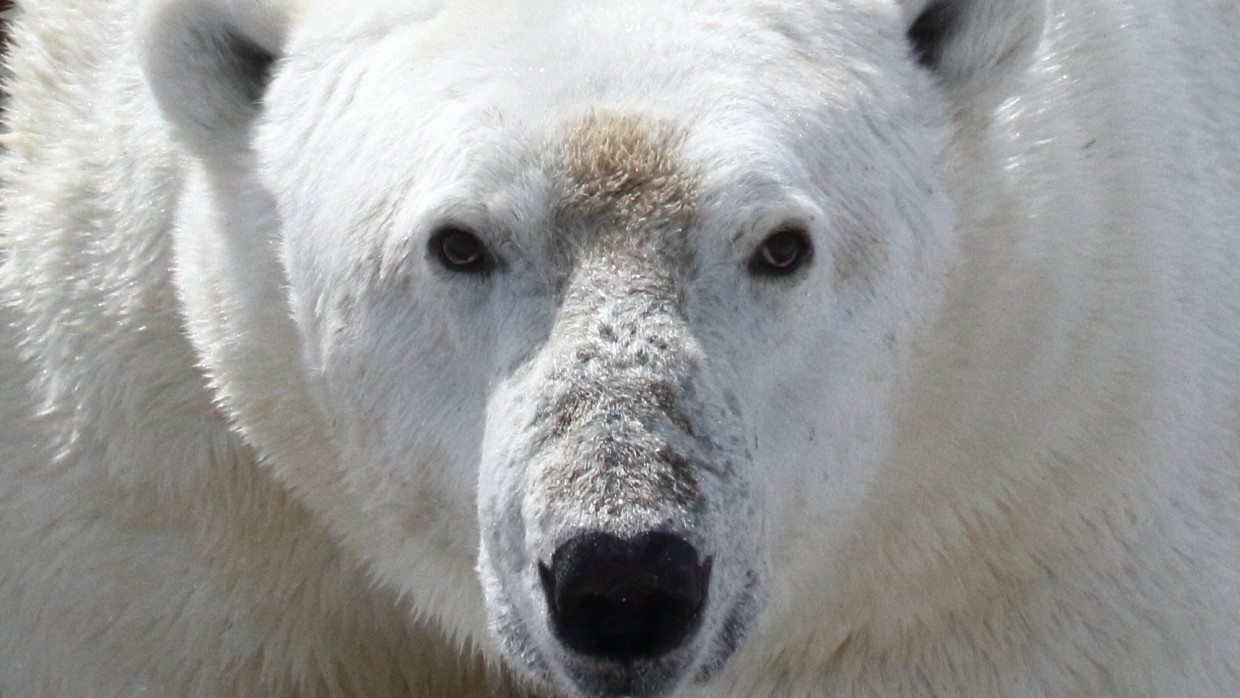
(553, 111), (696, 232)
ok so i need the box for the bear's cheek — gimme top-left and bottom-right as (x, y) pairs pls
(696, 251), (919, 576)
(303, 296), (490, 557)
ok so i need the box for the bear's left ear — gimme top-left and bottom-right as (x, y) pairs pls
(140, 0), (295, 160)
(902, 0), (1047, 101)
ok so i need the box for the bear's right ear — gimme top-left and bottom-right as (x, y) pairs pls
(901, 0), (1047, 102)
(141, 0), (294, 158)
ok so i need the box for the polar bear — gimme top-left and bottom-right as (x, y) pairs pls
(1, 0), (1238, 695)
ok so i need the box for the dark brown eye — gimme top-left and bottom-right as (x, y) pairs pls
(749, 226), (812, 276)
(431, 226), (491, 273)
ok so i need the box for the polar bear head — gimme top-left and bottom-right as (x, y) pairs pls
(142, 0), (1044, 695)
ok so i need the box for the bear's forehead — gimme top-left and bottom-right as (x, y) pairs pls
(278, 0), (910, 174)
(290, 0), (899, 105)
(265, 0), (923, 282)
(538, 110), (699, 280)
(551, 111), (696, 259)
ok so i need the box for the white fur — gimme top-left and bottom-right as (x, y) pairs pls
(1, 0), (1238, 696)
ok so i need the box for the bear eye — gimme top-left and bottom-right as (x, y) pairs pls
(749, 225), (813, 276)
(430, 225), (492, 274)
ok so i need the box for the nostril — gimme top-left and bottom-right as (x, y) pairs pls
(539, 532), (711, 661)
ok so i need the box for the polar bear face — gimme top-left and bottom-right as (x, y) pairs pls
(144, 0), (1039, 695)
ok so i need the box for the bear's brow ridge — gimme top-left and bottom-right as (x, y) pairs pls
(553, 110), (698, 250)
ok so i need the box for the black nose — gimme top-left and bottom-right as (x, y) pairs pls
(539, 532), (711, 661)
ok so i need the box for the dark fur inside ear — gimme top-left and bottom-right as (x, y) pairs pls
(903, 0), (1047, 101)
(907, 0), (964, 71)
(213, 27), (277, 107)
(142, 0), (288, 155)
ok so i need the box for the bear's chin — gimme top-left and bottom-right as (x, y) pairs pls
(557, 653), (693, 698)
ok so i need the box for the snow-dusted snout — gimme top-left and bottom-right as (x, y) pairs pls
(480, 248), (766, 697)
